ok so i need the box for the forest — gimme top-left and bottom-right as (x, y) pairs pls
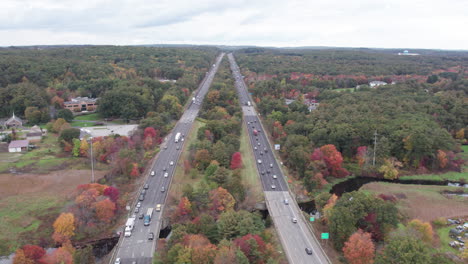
(0, 46), (218, 121)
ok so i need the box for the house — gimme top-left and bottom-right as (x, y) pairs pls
(369, 81), (387, 88)
(26, 132), (42, 142)
(8, 140), (29, 152)
(64, 97), (98, 112)
(5, 113), (23, 128)
(305, 99), (320, 111)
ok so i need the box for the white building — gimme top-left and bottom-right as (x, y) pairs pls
(8, 140), (29, 152)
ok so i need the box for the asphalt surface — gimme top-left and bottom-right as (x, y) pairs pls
(228, 53), (330, 264)
(112, 53), (225, 264)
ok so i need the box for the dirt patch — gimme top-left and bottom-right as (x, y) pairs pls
(361, 182), (468, 222)
(0, 170), (106, 199)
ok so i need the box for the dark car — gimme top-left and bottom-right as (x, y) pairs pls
(148, 232), (154, 240)
(305, 248), (313, 255)
(139, 213), (144, 219)
(139, 194), (145, 201)
(261, 171), (265, 175)
(144, 184), (149, 189)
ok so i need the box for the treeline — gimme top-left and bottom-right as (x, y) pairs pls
(0, 46), (218, 120)
(157, 59), (284, 264)
(235, 48), (468, 76)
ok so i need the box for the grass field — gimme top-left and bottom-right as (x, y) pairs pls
(361, 182), (468, 222)
(239, 121), (263, 202)
(70, 121), (104, 127)
(399, 171), (468, 182)
(74, 113), (101, 121)
(0, 193), (63, 255)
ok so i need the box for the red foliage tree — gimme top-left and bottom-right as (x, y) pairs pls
(40, 247), (72, 264)
(176, 197), (192, 219)
(342, 229), (375, 264)
(209, 187), (236, 213)
(103, 186), (119, 202)
(234, 234), (267, 264)
(130, 163), (139, 177)
(144, 127), (157, 139)
(22, 245), (46, 261)
(312, 145), (349, 178)
(230, 152), (243, 170)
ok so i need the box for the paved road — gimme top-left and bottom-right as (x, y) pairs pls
(112, 53), (225, 264)
(228, 53), (330, 264)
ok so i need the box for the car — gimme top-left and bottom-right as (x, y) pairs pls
(156, 204), (162, 211)
(270, 163), (273, 168)
(164, 145), (168, 149)
(170, 161), (174, 166)
(305, 248), (313, 255)
(267, 169), (271, 174)
(260, 151), (263, 155)
(284, 199), (289, 205)
(164, 172), (169, 178)
(115, 258), (121, 264)
(139, 213), (144, 219)
(247, 122), (250, 124)
(256, 137), (258, 141)
(163, 167), (167, 171)
(258, 129), (261, 132)
(134, 207), (139, 213)
(176, 146), (180, 150)
(254, 147), (257, 150)
(264, 148), (268, 152)
(257, 159), (262, 164)
(254, 120), (257, 123)
(161, 186), (165, 192)
(292, 217), (297, 223)
(257, 142), (261, 146)
(141, 189), (146, 195)
(261, 171), (265, 175)
(144, 184), (149, 189)
(271, 185), (276, 189)
(148, 232), (154, 240)
(273, 175), (277, 179)
(181, 138), (184, 142)
(139, 194), (145, 201)
(151, 171), (155, 176)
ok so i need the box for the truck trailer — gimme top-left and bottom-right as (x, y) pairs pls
(175, 132), (181, 143)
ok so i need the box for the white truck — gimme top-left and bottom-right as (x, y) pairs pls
(124, 217), (135, 237)
(175, 132), (181, 143)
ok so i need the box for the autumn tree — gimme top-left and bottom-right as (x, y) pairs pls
(320, 144), (349, 177)
(72, 138), (81, 157)
(437, 150), (448, 169)
(130, 163), (139, 177)
(94, 198), (116, 223)
(230, 152), (243, 170)
(407, 219), (434, 244)
(174, 197), (192, 221)
(22, 245), (46, 261)
(209, 187), (235, 213)
(13, 249), (34, 264)
(52, 213), (75, 243)
(143, 127), (157, 139)
(80, 139), (89, 157)
(103, 186), (119, 202)
(233, 234), (268, 264)
(379, 158), (402, 180)
(52, 118), (68, 133)
(356, 146), (368, 168)
(195, 149), (211, 170)
(143, 136), (153, 150)
(43, 247), (73, 264)
(343, 229), (375, 264)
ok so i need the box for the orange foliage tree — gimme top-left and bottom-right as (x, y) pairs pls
(94, 198), (116, 223)
(130, 163), (139, 177)
(52, 213), (75, 243)
(209, 187), (235, 213)
(407, 219), (434, 244)
(13, 249), (34, 264)
(343, 229), (375, 264)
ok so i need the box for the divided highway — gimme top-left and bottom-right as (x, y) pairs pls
(111, 53), (225, 264)
(228, 53), (331, 264)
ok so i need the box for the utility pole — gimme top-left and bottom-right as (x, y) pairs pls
(89, 137), (95, 183)
(373, 130), (378, 166)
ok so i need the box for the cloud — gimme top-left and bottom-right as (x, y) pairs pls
(0, 0), (466, 49)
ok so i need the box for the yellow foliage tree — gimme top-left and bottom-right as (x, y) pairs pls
(52, 213), (75, 243)
(80, 139), (89, 157)
(407, 219), (434, 244)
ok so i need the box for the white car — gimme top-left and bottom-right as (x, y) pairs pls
(271, 185), (276, 189)
(115, 258), (121, 264)
(292, 217), (297, 223)
(257, 159), (262, 164)
(164, 172), (169, 178)
(151, 171), (155, 176)
(270, 163), (273, 168)
(273, 175), (277, 179)
(136, 202), (141, 208)
(170, 161), (174, 166)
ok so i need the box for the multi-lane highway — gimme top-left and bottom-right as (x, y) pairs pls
(228, 53), (331, 264)
(112, 53), (225, 264)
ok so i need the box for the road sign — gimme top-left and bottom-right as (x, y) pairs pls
(274, 144), (280, 150)
(309, 217), (315, 222)
(321, 233), (329, 239)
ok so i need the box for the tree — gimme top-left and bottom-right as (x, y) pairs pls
(52, 118), (68, 133)
(320, 144), (349, 178)
(22, 244), (46, 261)
(343, 229), (375, 264)
(407, 219), (433, 244)
(217, 210), (241, 239)
(52, 213), (75, 243)
(73, 245), (95, 264)
(378, 159), (400, 180)
(195, 149), (211, 170)
(72, 138), (81, 157)
(130, 163), (139, 177)
(57, 109), (74, 122)
(234, 234), (267, 264)
(143, 136), (153, 150)
(103, 186), (119, 202)
(230, 152), (243, 170)
(13, 249), (34, 264)
(80, 139), (89, 157)
(437, 150), (448, 169)
(24, 106), (43, 125)
(143, 127), (157, 139)
(94, 198), (116, 223)
(42, 247), (73, 264)
(59, 128), (80, 144)
(175, 197), (192, 220)
(209, 187), (235, 213)
(375, 234), (431, 264)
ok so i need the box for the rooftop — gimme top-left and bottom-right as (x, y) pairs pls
(8, 140), (29, 148)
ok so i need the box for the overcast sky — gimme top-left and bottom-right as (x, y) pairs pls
(1, 0), (467, 49)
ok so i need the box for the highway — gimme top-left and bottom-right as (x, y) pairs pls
(228, 53), (331, 264)
(111, 53), (225, 264)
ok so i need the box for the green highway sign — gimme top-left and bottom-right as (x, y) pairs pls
(321, 233), (329, 239)
(309, 217), (315, 222)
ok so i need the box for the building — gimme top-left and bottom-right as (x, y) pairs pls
(64, 97), (98, 112)
(397, 50), (420, 56)
(369, 81), (388, 88)
(8, 140), (29, 152)
(4, 113), (23, 128)
(26, 132), (42, 142)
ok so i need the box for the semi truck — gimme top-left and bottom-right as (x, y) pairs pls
(144, 208), (154, 226)
(175, 132), (181, 143)
(124, 217), (135, 237)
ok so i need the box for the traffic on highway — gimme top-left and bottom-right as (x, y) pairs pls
(228, 53), (331, 264)
(112, 53), (225, 264)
